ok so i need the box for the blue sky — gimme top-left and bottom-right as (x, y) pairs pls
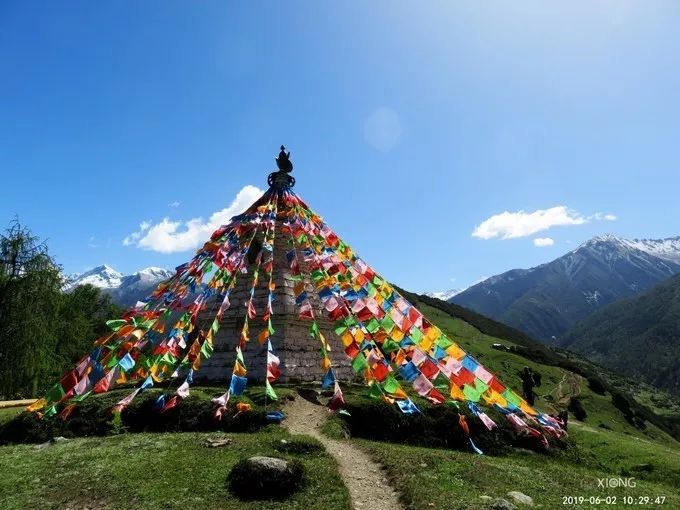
(2, 1), (679, 293)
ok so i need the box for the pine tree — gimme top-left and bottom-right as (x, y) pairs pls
(0, 219), (62, 398)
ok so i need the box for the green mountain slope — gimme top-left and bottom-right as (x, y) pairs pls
(561, 273), (680, 395)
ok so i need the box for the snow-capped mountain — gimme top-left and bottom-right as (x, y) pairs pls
(424, 289), (464, 301)
(450, 234), (680, 343)
(624, 236), (680, 264)
(67, 265), (174, 307)
(65, 265), (124, 290)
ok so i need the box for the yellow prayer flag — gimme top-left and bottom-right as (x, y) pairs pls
(26, 398), (46, 412)
(233, 361), (247, 377)
(391, 328), (404, 342)
(341, 330), (354, 347)
(446, 343), (466, 360)
(450, 384), (466, 401)
(520, 401), (538, 416)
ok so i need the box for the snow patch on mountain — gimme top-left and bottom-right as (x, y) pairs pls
(66, 265), (123, 291)
(626, 236), (680, 264)
(583, 290), (602, 305)
(425, 289), (463, 301)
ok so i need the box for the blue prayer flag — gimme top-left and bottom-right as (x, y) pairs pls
(229, 375), (248, 396)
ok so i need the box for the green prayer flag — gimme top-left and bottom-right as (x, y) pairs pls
(265, 380), (278, 400)
(366, 318), (380, 334)
(433, 372), (450, 391)
(160, 352), (176, 365)
(435, 336), (454, 350)
(382, 339), (400, 353)
(344, 316), (358, 328)
(106, 319), (127, 332)
(200, 341), (214, 359)
(382, 374), (400, 394)
(381, 315), (395, 332)
(503, 389), (522, 406)
(46, 383), (65, 403)
(368, 383), (382, 399)
(366, 283), (377, 297)
(351, 353), (368, 372)
(71, 391), (92, 403)
(310, 322), (320, 338)
(463, 384), (481, 402)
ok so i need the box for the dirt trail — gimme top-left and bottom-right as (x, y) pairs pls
(284, 395), (405, 510)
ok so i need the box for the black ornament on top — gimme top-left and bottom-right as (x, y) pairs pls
(268, 145), (296, 188)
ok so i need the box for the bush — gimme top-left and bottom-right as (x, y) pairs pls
(0, 390), (273, 444)
(0, 411), (57, 444)
(227, 457), (305, 500)
(567, 397), (587, 421)
(587, 377), (607, 395)
(336, 394), (561, 455)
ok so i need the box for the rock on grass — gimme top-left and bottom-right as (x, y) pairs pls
(227, 456), (305, 500)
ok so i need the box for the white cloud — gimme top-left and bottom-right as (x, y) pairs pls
(123, 185), (263, 253)
(363, 107), (403, 152)
(168, 201), (181, 208)
(533, 237), (555, 247)
(472, 206), (618, 240)
(122, 221), (151, 246)
(591, 212), (618, 222)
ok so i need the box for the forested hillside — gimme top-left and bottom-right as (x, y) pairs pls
(562, 273), (680, 395)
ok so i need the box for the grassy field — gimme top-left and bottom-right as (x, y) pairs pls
(358, 425), (680, 509)
(0, 428), (350, 510)
(2, 296), (679, 509)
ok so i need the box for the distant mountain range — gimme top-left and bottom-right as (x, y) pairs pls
(447, 235), (680, 342)
(424, 288), (463, 301)
(561, 273), (680, 395)
(66, 265), (173, 307)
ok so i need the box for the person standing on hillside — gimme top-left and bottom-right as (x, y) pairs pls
(521, 366), (536, 406)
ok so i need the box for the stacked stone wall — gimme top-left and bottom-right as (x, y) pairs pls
(196, 222), (353, 384)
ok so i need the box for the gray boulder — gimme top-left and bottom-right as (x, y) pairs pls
(227, 455), (305, 500)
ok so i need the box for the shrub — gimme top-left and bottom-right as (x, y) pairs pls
(0, 390), (272, 444)
(0, 411), (57, 444)
(587, 377), (607, 395)
(336, 394), (560, 455)
(567, 397), (587, 421)
(121, 393), (269, 433)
